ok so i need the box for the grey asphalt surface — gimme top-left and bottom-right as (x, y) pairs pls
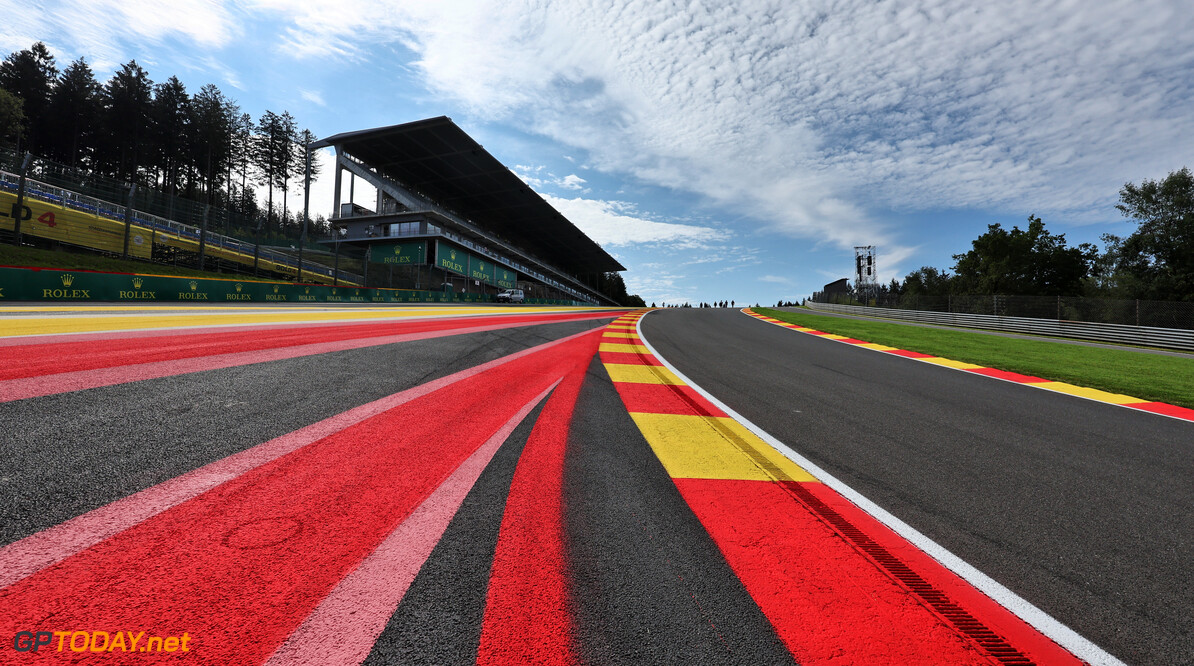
(641, 308), (1194, 666)
(565, 356), (794, 665)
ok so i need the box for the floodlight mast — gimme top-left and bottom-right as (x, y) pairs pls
(854, 245), (877, 304)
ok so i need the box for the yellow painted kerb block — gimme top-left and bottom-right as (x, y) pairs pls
(918, 357), (986, 370)
(599, 342), (651, 354)
(630, 413), (818, 482)
(604, 363), (685, 385)
(855, 343), (900, 352)
(1025, 381), (1142, 405)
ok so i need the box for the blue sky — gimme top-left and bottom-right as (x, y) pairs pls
(6, 1), (1194, 305)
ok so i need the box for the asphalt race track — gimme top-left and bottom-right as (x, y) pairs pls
(642, 308), (1193, 666)
(0, 304), (1188, 664)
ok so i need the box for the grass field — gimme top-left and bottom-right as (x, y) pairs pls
(0, 243), (239, 279)
(755, 307), (1194, 409)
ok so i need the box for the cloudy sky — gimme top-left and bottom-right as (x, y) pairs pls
(6, 0), (1193, 304)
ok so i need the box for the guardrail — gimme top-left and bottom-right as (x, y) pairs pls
(802, 302), (1194, 352)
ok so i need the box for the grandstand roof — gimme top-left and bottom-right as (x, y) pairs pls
(312, 117), (625, 273)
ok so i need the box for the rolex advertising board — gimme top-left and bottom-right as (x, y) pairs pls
(435, 241), (516, 289)
(372, 241), (426, 265)
(469, 255), (494, 285)
(435, 240), (467, 276)
(0, 265), (571, 303)
(496, 267), (517, 290)
(0, 266), (513, 303)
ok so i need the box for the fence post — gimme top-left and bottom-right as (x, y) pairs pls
(252, 217), (261, 276)
(1057, 295), (1061, 320)
(122, 183), (137, 259)
(1136, 300), (1140, 327)
(11, 151), (32, 246)
(363, 245), (371, 287)
(197, 204), (209, 270)
(333, 240), (340, 287)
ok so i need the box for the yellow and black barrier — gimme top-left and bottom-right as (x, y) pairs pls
(1, 190), (153, 259)
(0, 190), (349, 286)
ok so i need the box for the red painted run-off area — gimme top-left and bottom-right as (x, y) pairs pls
(0, 311), (616, 380)
(477, 349), (588, 666)
(678, 478), (1080, 665)
(0, 329), (602, 665)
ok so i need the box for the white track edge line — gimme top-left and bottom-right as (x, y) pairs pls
(743, 309), (1193, 427)
(636, 309), (1125, 666)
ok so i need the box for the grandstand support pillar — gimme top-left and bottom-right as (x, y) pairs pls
(332, 148), (343, 218)
(122, 183), (137, 259)
(11, 151), (31, 246)
(198, 204), (209, 270)
(299, 145), (311, 283)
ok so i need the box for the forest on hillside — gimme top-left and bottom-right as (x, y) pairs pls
(0, 42), (322, 241)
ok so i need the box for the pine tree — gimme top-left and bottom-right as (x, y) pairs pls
(101, 60), (153, 182)
(47, 57), (101, 167)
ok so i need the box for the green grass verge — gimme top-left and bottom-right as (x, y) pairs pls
(755, 307), (1194, 409)
(0, 243), (235, 279)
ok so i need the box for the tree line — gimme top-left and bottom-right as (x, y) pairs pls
(0, 42), (321, 237)
(859, 168), (1194, 304)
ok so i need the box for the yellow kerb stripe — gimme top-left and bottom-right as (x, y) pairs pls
(599, 342), (650, 354)
(1025, 381), (1142, 405)
(601, 330), (640, 338)
(855, 343), (900, 352)
(918, 357), (987, 370)
(630, 413), (818, 482)
(604, 363), (684, 385)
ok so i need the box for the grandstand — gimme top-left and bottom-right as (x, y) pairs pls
(311, 117), (625, 305)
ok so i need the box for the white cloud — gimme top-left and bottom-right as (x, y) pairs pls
(3, 0), (240, 74)
(298, 89), (326, 106)
(251, 0), (1194, 251)
(759, 275), (795, 285)
(539, 193), (729, 248)
(559, 174), (586, 190)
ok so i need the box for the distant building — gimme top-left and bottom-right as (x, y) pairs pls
(810, 277), (850, 304)
(824, 278), (850, 295)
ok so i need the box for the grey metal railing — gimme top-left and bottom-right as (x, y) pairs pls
(802, 302), (1194, 352)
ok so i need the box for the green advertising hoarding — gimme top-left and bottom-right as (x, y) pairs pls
(468, 255), (494, 285)
(436, 241), (467, 276)
(436, 241), (517, 289)
(372, 241), (426, 265)
(0, 265), (596, 304)
(0, 266), (525, 304)
(495, 266), (517, 290)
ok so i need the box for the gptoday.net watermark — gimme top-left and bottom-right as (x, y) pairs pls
(13, 630), (193, 655)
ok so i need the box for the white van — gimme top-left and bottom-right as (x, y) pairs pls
(496, 289), (524, 303)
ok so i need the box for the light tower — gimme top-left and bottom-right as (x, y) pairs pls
(854, 245), (877, 304)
